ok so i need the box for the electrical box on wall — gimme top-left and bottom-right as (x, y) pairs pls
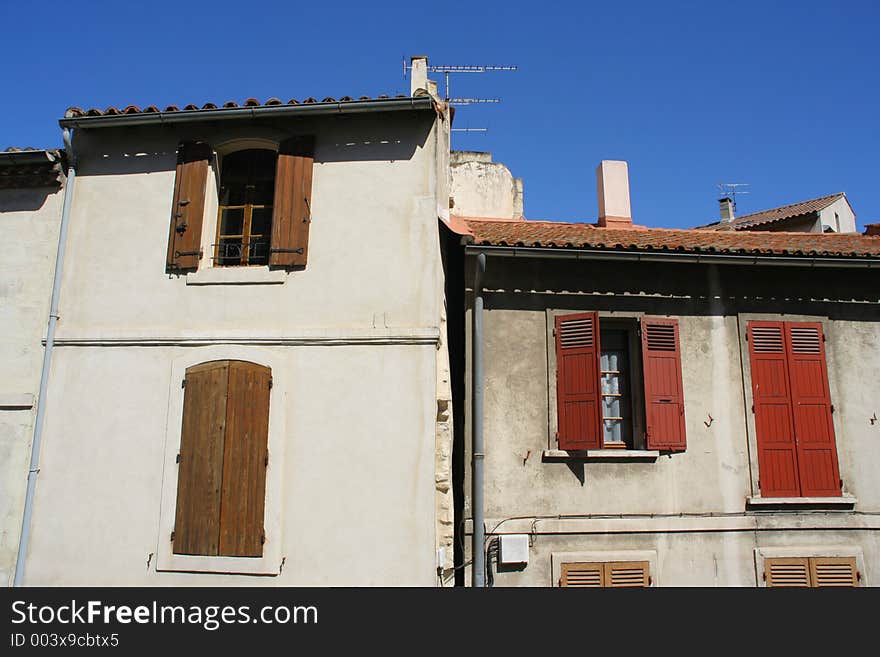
(499, 534), (529, 565)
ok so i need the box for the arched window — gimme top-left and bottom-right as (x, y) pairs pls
(173, 360), (271, 557)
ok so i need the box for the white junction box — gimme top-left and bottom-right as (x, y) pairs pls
(499, 534), (529, 565)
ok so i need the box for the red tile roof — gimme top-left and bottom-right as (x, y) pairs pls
(698, 193), (845, 231)
(462, 218), (880, 259)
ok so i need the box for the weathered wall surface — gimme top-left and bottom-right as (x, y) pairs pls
(450, 151), (522, 220)
(0, 184), (63, 586)
(464, 256), (880, 585)
(20, 110), (451, 585)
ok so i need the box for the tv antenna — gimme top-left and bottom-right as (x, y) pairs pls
(402, 59), (517, 104)
(716, 182), (750, 212)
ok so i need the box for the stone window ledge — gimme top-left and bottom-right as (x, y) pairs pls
(746, 496), (857, 511)
(186, 267), (288, 286)
(542, 449), (659, 463)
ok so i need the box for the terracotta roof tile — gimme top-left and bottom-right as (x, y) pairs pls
(463, 218), (880, 259)
(698, 193), (846, 231)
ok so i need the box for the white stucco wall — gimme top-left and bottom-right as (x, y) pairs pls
(0, 183), (64, 586)
(19, 109), (452, 585)
(818, 196), (857, 233)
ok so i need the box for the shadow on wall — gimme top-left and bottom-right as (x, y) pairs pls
(71, 113), (435, 177)
(0, 187), (58, 213)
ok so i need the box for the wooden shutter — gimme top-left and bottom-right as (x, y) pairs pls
(166, 141), (211, 272)
(641, 318), (686, 451)
(765, 557), (811, 587)
(810, 557), (858, 587)
(219, 362), (271, 557)
(560, 562), (603, 587)
(269, 135), (315, 268)
(785, 323), (841, 497)
(555, 312), (601, 450)
(173, 361), (229, 556)
(605, 561), (650, 587)
(173, 360), (271, 557)
(748, 321), (801, 497)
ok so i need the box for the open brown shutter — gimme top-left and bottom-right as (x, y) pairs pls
(219, 361), (271, 557)
(605, 561), (650, 587)
(166, 141), (211, 272)
(765, 557), (810, 587)
(269, 135), (315, 268)
(785, 323), (841, 497)
(748, 321), (801, 497)
(641, 318), (686, 451)
(560, 562), (603, 587)
(810, 557), (858, 587)
(173, 361), (229, 556)
(555, 312), (601, 450)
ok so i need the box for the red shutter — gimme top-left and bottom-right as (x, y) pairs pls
(269, 135), (314, 268)
(555, 312), (601, 450)
(748, 322), (800, 497)
(166, 141), (211, 272)
(641, 318), (686, 451)
(785, 323), (841, 496)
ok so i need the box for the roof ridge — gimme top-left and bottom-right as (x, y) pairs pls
(734, 192), (844, 221)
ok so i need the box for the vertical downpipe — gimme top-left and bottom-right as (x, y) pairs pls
(472, 253), (486, 587)
(13, 128), (76, 587)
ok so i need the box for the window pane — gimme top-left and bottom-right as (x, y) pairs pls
(219, 207), (244, 236)
(248, 236), (270, 266)
(600, 329), (633, 447)
(249, 150), (277, 205)
(216, 237), (243, 266)
(250, 206), (273, 237)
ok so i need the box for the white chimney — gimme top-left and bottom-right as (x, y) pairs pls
(410, 55), (428, 96)
(719, 197), (735, 223)
(597, 160), (633, 228)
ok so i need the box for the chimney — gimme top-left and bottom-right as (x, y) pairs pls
(719, 197), (735, 223)
(596, 160), (632, 228)
(410, 55), (428, 96)
(864, 223), (880, 236)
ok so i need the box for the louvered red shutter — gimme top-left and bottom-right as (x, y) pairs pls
(166, 141), (211, 272)
(219, 361), (271, 557)
(605, 561), (650, 587)
(173, 361), (229, 555)
(748, 322), (800, 497)
(269, 135), (315, 268)
(785, 323), (841, 497)
(641, 318), (686, 451)
(560, 562), (603, 587)
(810, 557), (858, 587)
(765, 557), (811, 587)
(555, 312), (601, 450)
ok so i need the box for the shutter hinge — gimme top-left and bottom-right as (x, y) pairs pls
(269, 248), (304, 255)
(265, 453), (269, 467)
(178, 200), (190, 207)
(757, 479), (761, 489)
(181, 378), (186, 388)
(268, 377), (273, 389)
(174, 248), (203, 259)
(762, 571), (766, 581)
(261, 531), (266, 545)
(175, 221), (188, 234)
(176, 453), (181, 464)
(751, 404), (755, 414)
(857, 570), (861, 582)
(822, 333), (826, 342)
(840, 479), (844, 489)
(170, 531), (175, 543)
(552, 327), (556, 337)
(830, 404), (835, 414)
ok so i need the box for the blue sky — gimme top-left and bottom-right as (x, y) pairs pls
(3, 0), (878, 229)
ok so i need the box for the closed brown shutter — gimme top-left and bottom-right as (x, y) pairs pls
(641, 317), (686, 451)
(765, 557), (811, 587)
(810, 557), (858, 587)
(219, 362), (271, 557)
(173, 361), (229, 556)
(166, 141), (211, 272)
(560, 562), (603, 587)
(173, 360), (271, 557)
(555, 312), (602, 450)
(605, 561), (650, 587)
(269, 135), (315, 268)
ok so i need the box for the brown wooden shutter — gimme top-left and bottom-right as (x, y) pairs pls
(555, 312), (601, 450)
(605, 561), (650, 587)
(560, 562), (603, 587)
(641, 317), (686, 451)
(810, 557), (858, 587)
(269, 135), (315, 268)
(219, 361), (271, 557)
(166, 141), (211, 272)
(765, 557), (811, 587)
(748, 321), (801, 497)
(785, 323), (841, 497)
(173, 361), (229, 556)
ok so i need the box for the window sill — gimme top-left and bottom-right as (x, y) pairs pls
(542, 449), (660, 463)
(185, 267), (288, 286)
(746, 496), (857, 511)
(0, 393), (34, 409)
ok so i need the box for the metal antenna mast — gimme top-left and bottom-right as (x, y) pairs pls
(716, 182), (751, 212)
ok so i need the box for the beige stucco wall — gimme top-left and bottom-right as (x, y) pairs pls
(450, 151), (522, 220)
(818, 196), (857, 233)
(463, 256), (880, 586)
(19, 109), (453, 585)
(0, 183), (64, 586)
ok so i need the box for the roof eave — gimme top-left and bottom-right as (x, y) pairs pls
(59, 96), (437, 129)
